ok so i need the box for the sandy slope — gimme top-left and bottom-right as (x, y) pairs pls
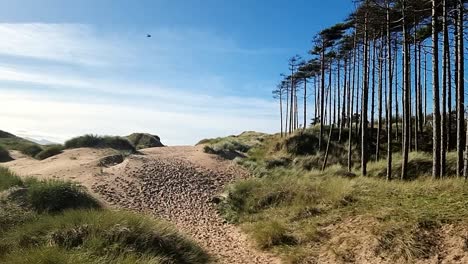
(3, 146), (280, 264)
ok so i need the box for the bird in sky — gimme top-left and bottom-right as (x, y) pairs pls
(147, 34), (151, 38)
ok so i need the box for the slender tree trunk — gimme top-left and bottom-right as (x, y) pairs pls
(362, 4), (369, 176)
(322, 124), (334, 171)
(371, 39), (376, 130)
(329, 63), (333, 126)
(414, 31), (419, 152)
(457, 0), (465, 177)
(280, 90), (283, 137)
(320, 47), (326, 149)
(348, 46), (357, 172)
(424, 52), (427, 126)
(286, 83), (290, 135)
(386, 0), (393, 181)
(441, 0), (448, 177)
(432, 0), (442, 179)
(394, 43), (400, 141)
(340, 57), (348, 142)
(356, 45), (361, 139)
(337, 60), (341, 129)
(418, 43), (423, 132)
(401, 0), (410, 180)
(376, 38), (383, 161)
(303, 77), (307, 130)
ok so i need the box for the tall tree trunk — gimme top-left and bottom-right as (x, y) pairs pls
(441, 0), (448, 177)
(401, 0), (411, 180)
(286, 82), (290, 135)
(340, 57), (348, 142)
(376, 37), (383, 161)
(348, 46), (357, 172)
(457, 0), (465, 177)
(424, 51), (427, 126)
(329, 63), (333, 126)
(418, 43), (424, 132)
(320, 47), (326, 149)
(432, 0), (442, 179)
(362, 3), (369, 176)
(337, 60), (341, 129)
(394, 43), (400, 141)
(371, 39), (376, 130)
(280, 90), (283, 137)
(303, 77), (307, 130)
(386, 0), (393, 181)
(356, 45), (361, 139)
(414, 20), (419, 153)
(322, 124), (334, 171)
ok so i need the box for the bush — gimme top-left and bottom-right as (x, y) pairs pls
(0, 146), (12, 162)
(126, 133), (163, 149)
(0, 210), (210, 264)
(283, 131), (319, 155)
(18, 144), (43, 158)
(265, 157), (291, 169)
(24, 180), (100, 213)
(65, 135), (135, 152)
(0, 167), (23, 191)
(35, 145), (64, 160)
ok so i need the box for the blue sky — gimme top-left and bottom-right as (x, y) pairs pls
(0, 0), (353, 145)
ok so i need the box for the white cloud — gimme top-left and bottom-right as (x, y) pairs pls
(0, 24), (129, 66)
(0, 23), (281, 144)
(0, 91), (278, 145)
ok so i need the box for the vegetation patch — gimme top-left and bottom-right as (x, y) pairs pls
(0, 167), (209, 264)
(127, 133), (164, 149)
(65, 134), (136, 153)
(18, 143), (43, 158)
(0, 146), (12, 162)
(35, 145), (64, 160)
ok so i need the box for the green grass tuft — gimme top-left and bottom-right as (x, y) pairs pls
(0, 210), (210, 264)
(22, 179), (101, 213)
(0, 167), (23, 191)
(65, 135), (136, 152)
(35, 145), (64, 160)
(0, 146), (12, 162)
(18, 144), (43, 158)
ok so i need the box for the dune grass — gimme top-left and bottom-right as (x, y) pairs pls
(35, 145), (64, 160)
(0, 210), (210, 264)
(65, 134), (136, 152)
(222, 164), (468, 262)
(0, 168), (210, 264)
(0, 146), (12, 163)
(217, 129), (468, 263)
(0, 167), (23, 191)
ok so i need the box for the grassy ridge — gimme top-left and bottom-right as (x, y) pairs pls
(65, 134), (136, 153)
(0, 168), (209, 264)
(218, 129), (468, 263)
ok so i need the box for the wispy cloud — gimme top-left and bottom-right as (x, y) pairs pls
(0, 24), (129, 66)
(0, 90), (277, 145)
(0, 23), (280, 144)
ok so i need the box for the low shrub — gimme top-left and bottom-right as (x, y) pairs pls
(65, 135), (135, 152)
(0, 146), (12, 162)
(0, 167), (23, 191)
(35, 145), (64, 160)
(0, 210), (210, 264)
(126, 133), (163, 149)
(18, 144), (43, 158)
(22, 180), (100, 213)
(265, 157), (291, 169)
(283, 131), (319, 155)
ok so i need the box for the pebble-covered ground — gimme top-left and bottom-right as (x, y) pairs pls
(92, 146), (280, 264)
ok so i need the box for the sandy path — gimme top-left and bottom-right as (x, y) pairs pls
(3, 146), (280, 264)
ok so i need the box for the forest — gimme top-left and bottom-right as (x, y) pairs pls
(273, 0), (467, 179)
